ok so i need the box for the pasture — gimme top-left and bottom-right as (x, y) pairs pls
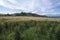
(0, 16), (60, 40)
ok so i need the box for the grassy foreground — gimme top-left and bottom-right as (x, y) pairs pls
(0, 20), (60, 40)
(0, 16), (60, 40)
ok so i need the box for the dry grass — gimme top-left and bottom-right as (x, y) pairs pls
(0, 16), (60, 21)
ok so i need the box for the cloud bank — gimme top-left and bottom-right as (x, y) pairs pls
(0, 0), (60, 15)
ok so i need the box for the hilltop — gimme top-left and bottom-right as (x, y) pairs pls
(0, 12), (47, 17)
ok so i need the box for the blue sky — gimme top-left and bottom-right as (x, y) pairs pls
(0, 0), (60, 16)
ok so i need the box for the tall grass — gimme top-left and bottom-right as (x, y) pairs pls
(0, 20), (60, 40)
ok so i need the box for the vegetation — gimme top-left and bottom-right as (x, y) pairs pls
(0, 20), (60, 40)
(0, 12), (47, 17)
(0, 16), (60, 22)
(0, 12), (60, 40)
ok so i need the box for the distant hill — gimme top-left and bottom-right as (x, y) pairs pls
(0, 12), (47, 17)
(48, 16), (60, 18)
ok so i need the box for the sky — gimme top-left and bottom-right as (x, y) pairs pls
(0, 0), (60, 16)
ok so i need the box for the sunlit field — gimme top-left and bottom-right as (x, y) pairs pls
(0, 16), (60, 21)
(0, 16), (60, 40)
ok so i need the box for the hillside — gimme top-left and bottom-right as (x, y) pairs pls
(0, 12), (47, 17)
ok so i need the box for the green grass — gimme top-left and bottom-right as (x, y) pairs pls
(0, 20), (60, 40)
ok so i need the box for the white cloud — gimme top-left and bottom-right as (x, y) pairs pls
(0, 0), (37, 12)
(0, 0), (60, 15)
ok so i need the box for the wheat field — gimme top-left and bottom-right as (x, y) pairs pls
(0, 16), (60, 21)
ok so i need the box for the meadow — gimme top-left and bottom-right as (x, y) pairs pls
(0, 16), (60, 40)
(0, 16), (60, 21)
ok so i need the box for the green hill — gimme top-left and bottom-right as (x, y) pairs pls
(0, 12), (47, 17)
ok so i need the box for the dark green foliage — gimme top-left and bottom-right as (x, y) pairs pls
(15, 30), (22, 40)
(0, 12), (47, 17)
(13, 12), (47, 17)
(0, 21), (60, 40)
